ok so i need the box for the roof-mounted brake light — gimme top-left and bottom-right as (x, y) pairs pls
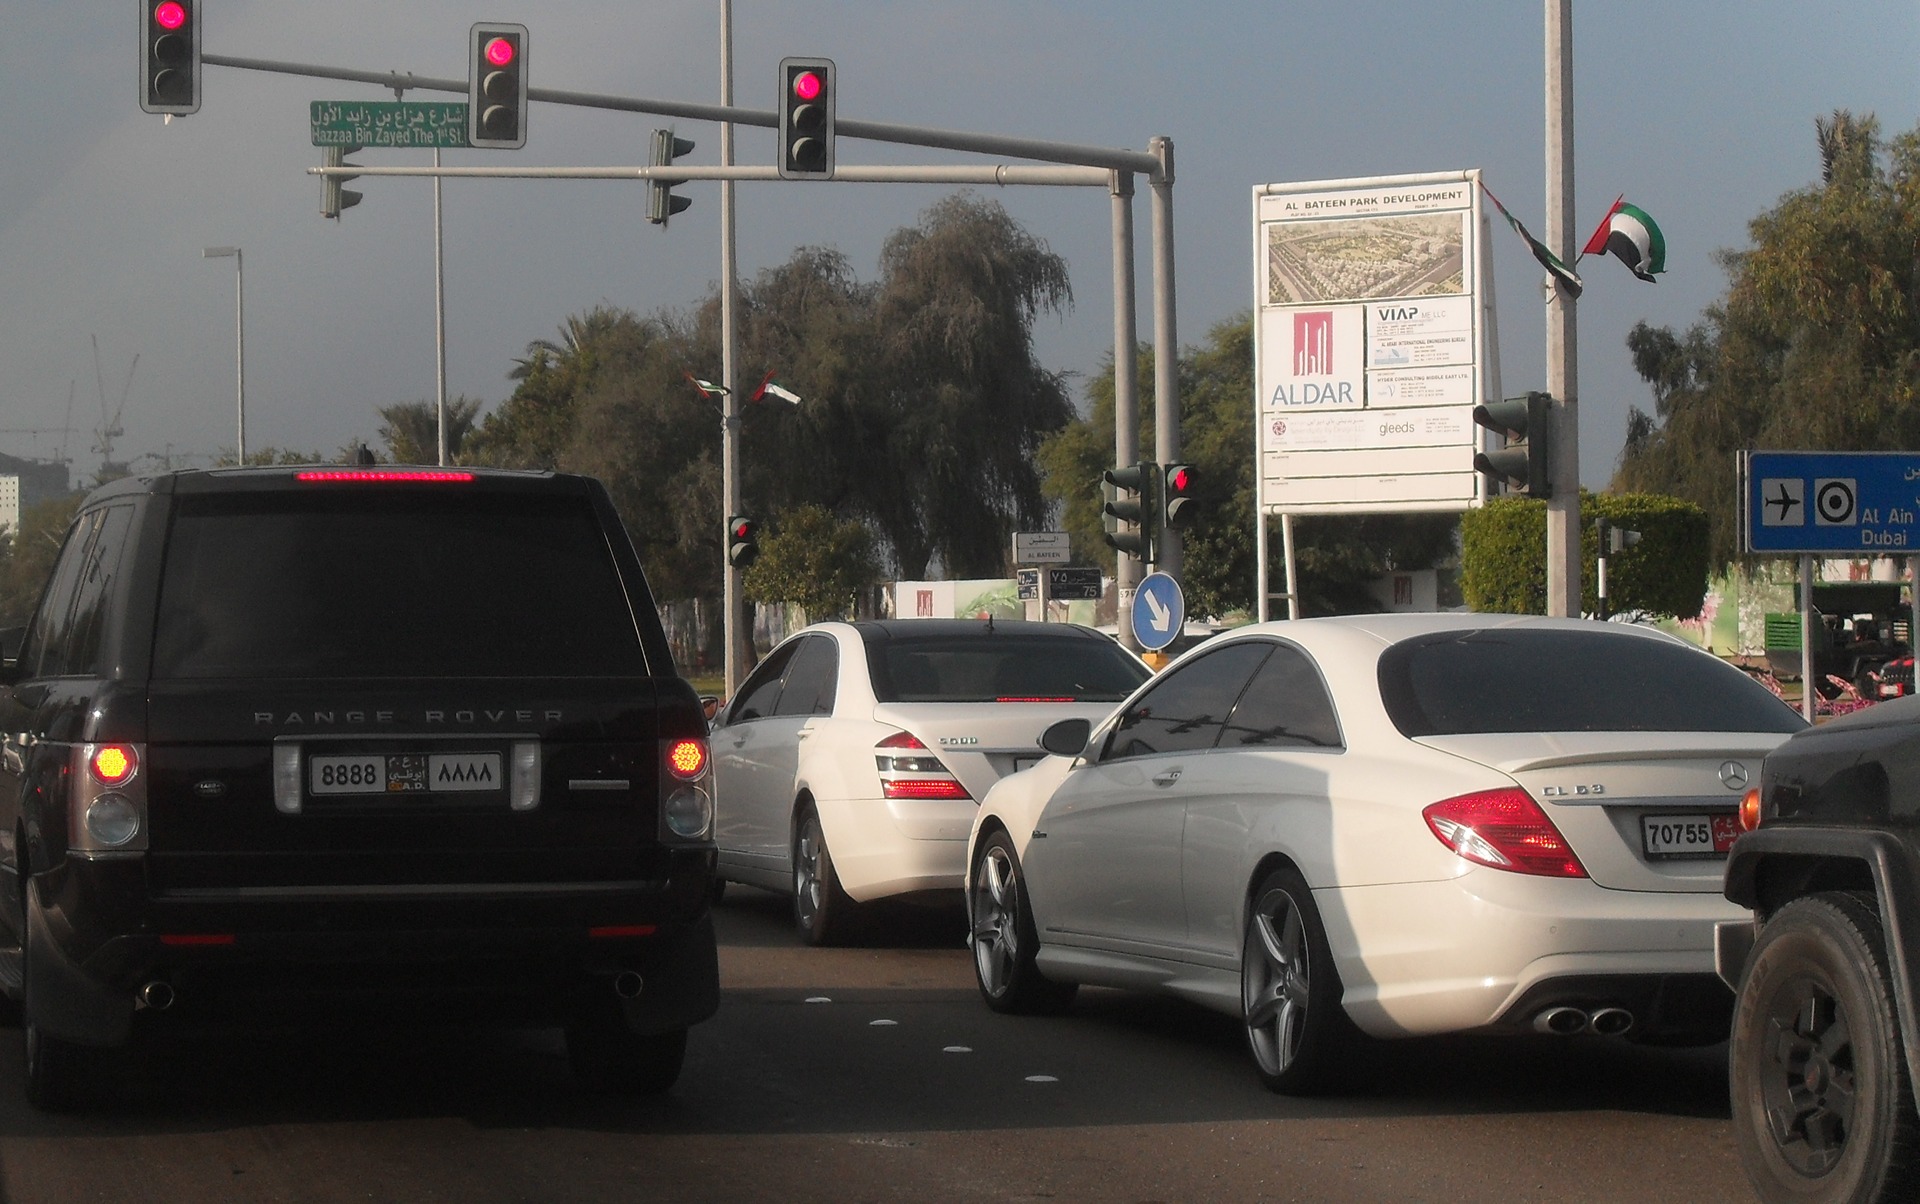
(295, 470), (476, 483)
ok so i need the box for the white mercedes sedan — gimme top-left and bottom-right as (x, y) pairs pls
(711, 619), (1149, 944)
(965, 613), (1809, 1093)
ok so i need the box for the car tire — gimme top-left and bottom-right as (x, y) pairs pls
(1730, 891), (1920, 1204)
(969, 830), (1076, 1015)
(565, 996), (688, 1096)
(1241, 865), (1352, 1096)
(793, 807), (859, 946)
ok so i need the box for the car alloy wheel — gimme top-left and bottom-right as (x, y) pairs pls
(1241, 866), (1348, 1095)
(793, 807), (858, 946)
(1731, 891), (1920, 1202)
(968, 831), (1075, 1014)
(971, 841), (1020, 997)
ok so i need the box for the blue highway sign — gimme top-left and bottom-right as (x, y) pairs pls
(1746, 451), (1920, 555)
(1131, 571), (1187, 651)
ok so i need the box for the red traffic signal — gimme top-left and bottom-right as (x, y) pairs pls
(1161, 462), (1195, 529)
(467, 23), (528, 149)
(141, 0), (201, 115)
(778, 57), (836, 180)
(727, 516), (760, 569)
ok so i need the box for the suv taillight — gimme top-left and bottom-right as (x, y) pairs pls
(660, 736), (712, 840)
(72, 742), (149, 856)
(1423, 788), (1587, 878)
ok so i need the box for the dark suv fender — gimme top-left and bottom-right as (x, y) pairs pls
(24, 883), (132, 1047)
(1720, 826), (1920, 1101)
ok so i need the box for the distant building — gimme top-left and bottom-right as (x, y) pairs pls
(0, 453), (72, 538)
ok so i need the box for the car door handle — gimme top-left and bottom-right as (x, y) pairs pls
(1152, 768), (1182, 787)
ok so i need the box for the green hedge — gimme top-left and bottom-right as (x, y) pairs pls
(1460, 492), (1710, 618)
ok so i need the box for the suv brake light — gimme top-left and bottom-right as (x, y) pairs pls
(89, 744), (138, 786)
(295, 470), (475, 483)
(1424, 788), (1587, 878)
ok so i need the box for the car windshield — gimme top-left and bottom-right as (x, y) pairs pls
(152, 489), (646, 679)
(1378, 627), (1807, 736)
(867, 632), (1148, 703)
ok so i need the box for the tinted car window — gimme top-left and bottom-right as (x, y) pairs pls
(151, 491), (646, 679)
(1220, 642), (1343, 749)
(775, 636), (839, 717)
(868, 633), (1147, 703)
(58, 505), (135, 678)
(1105, 642), (1272, 760)
(1378, 627), (1808, 736)
(18, 509), (99, 678)
(727, 641), (798, 723)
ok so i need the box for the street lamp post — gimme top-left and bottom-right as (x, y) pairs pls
(202, 246), (246, 462)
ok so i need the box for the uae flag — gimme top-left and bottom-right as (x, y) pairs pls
(1582, 197), (1666, 282)
(1481, 183), (1582, 298)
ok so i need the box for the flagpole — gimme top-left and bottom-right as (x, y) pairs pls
(1545, 0), (1581, 618)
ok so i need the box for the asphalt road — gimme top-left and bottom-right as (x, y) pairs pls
(0, 887), (1756, 1203)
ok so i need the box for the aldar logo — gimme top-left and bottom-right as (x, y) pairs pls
(1294, 311), (1334, 376)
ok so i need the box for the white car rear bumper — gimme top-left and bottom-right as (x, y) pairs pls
(815, 796), (976, 902)
(1321, 870), (1747, 1038)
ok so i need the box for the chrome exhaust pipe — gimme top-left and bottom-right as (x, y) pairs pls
(612, 971), (645, 1000)
(1589, 1006), (1635, 1037)
(138, 980), (176, 1011)
(1533, 1005), (1589, 1035)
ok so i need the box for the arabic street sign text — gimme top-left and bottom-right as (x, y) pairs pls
(1746, 450), (1920, 554)
(1012, 530), (1072, 564)
(312, 101), (471, 149)
(1046, 567), (1103, 600)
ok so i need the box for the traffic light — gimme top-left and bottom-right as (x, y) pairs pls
(727, 516), (759, 569)
(140, 0), (200, 115)
(1161, 463), (1195, 530)
(1102, 461), (1158, 562)
(778, 57), (836, 180)
(320, 145), (363, 220)
(468, 23), (528, 149)
(1472, 391), (1553, 499)
(648, 128), (695, 226)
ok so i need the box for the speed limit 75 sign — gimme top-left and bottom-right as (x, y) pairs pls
(1745, 450), (1920, 554)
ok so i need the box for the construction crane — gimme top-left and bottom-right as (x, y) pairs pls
(90, 335), (137, 480)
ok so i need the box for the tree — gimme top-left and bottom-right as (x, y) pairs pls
(1615, 111), (1920, 566)
(377, 397), (485, 464)
(742, 504), (881, 620)
(0, 492), (85, 628)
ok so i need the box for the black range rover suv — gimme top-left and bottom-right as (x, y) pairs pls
(1719, 696), (1920, 1203)
(0, 466), (718, 1108)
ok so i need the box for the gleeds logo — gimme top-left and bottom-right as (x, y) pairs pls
(1294, 311), (1334, 376)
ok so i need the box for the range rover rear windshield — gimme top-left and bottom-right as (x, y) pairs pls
(153, 490), (646, 679)
(1377, 628), (1807, 737)
(867, 633), (1148, 703)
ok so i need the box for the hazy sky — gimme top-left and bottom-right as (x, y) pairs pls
(3, 2), (1916, 492)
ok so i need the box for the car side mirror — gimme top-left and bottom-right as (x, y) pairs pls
(1039, 717), (1092, 758)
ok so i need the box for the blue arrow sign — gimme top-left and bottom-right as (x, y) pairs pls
(1746, 451), (1920, 555)
(1131, 571), (1186, 651)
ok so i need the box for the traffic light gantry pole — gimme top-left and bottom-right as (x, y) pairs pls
(200, 48), (1176, 690)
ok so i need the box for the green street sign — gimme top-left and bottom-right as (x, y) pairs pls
(311, 101), (471, 149)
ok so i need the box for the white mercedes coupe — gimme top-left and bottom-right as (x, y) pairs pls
(712, 619), (1149, 944)
(965, 614), (1808, 1093)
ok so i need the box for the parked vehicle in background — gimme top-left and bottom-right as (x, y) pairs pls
(710, 619), (1149, 944)
(0, 466), (718, 1109)
(968, 614), (1807, 1094)
(1720, 697), (1920, 1203)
